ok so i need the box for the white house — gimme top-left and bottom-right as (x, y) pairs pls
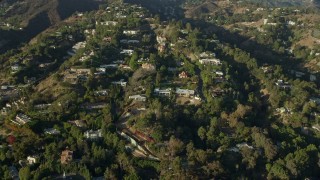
(94, 90), (108, 96)
(11, 113), (31, 125)
(68, 41), (86, 56)
(175, 88), (195, 97)
(154, 88), (172, 97)
(27, 155), (39, 165)
(129, 95), (147, 102)
(198, 52), (216, 58)
(84, 129), (102, 140)
(11, 64), (20, 71)
(44, 128), (60, 135)
(112, 79), (127, 87)
(199, 58), (222, 65)
(215, 71), (224, 76)
(120, 49), (134, 55)
(96, 67), (106, 73)
(123, 30), (139, 35)
(287, 21), (296, 26)
(100, 64), (118, 69)
(275, 80), (291, 89)
(97, 21), (118, 26)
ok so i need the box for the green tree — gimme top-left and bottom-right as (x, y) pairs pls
(198, 126), (206, 140)
(19, 167), (31, 180)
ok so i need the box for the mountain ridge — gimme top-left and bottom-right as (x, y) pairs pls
(244, 0), (320, 7)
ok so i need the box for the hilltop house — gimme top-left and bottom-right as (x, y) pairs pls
(68, 120), (87, 128)
(276, 107), (292, 114)
(84, 129), (103, 140)
(0, 86), (19, 100)
(112, 79), (127, 87)
(215, 71), (224, 76)
(120, 49), (134, 55)
(176, 88), (195, 98)
(275, 80), (291, 89)
(68, 41), (86, 56)
(34, 103), (51, 110)
(154, 88), (172, 97)
(94, 90), (108, 96)
(97, 21), (118, 26)
(44, 128), (60, 135)
(119, 64), (131, 70)
(123, 30), (139, 35)
(199, 52), (216, 58)
(211, 88), (225, 98)
(129, 95), (147, 102)
(261, 65), (272, 73)
(179, 71), (188, 79)
(11, 113), (31, 125)
(95, 68), (106, 75)
(11, 64), (20, 72)
(27, 155), (39, 165)
(199, 58), (222, 65)
(138, 58), (149, 63)
(69, 68), (91, 75)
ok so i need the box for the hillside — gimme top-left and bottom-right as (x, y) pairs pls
(0, 0), (319, 179)
(185, 1), (221, 18)
(0, 0), (100, 52)
(1, 0), (100, 26)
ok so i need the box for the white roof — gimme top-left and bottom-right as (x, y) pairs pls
(176, 88), (195, 95)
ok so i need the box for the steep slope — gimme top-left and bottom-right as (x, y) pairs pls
(1, 0), (100, 26)
(0, 0), (100, 52)
(184, 1), (222, 18)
